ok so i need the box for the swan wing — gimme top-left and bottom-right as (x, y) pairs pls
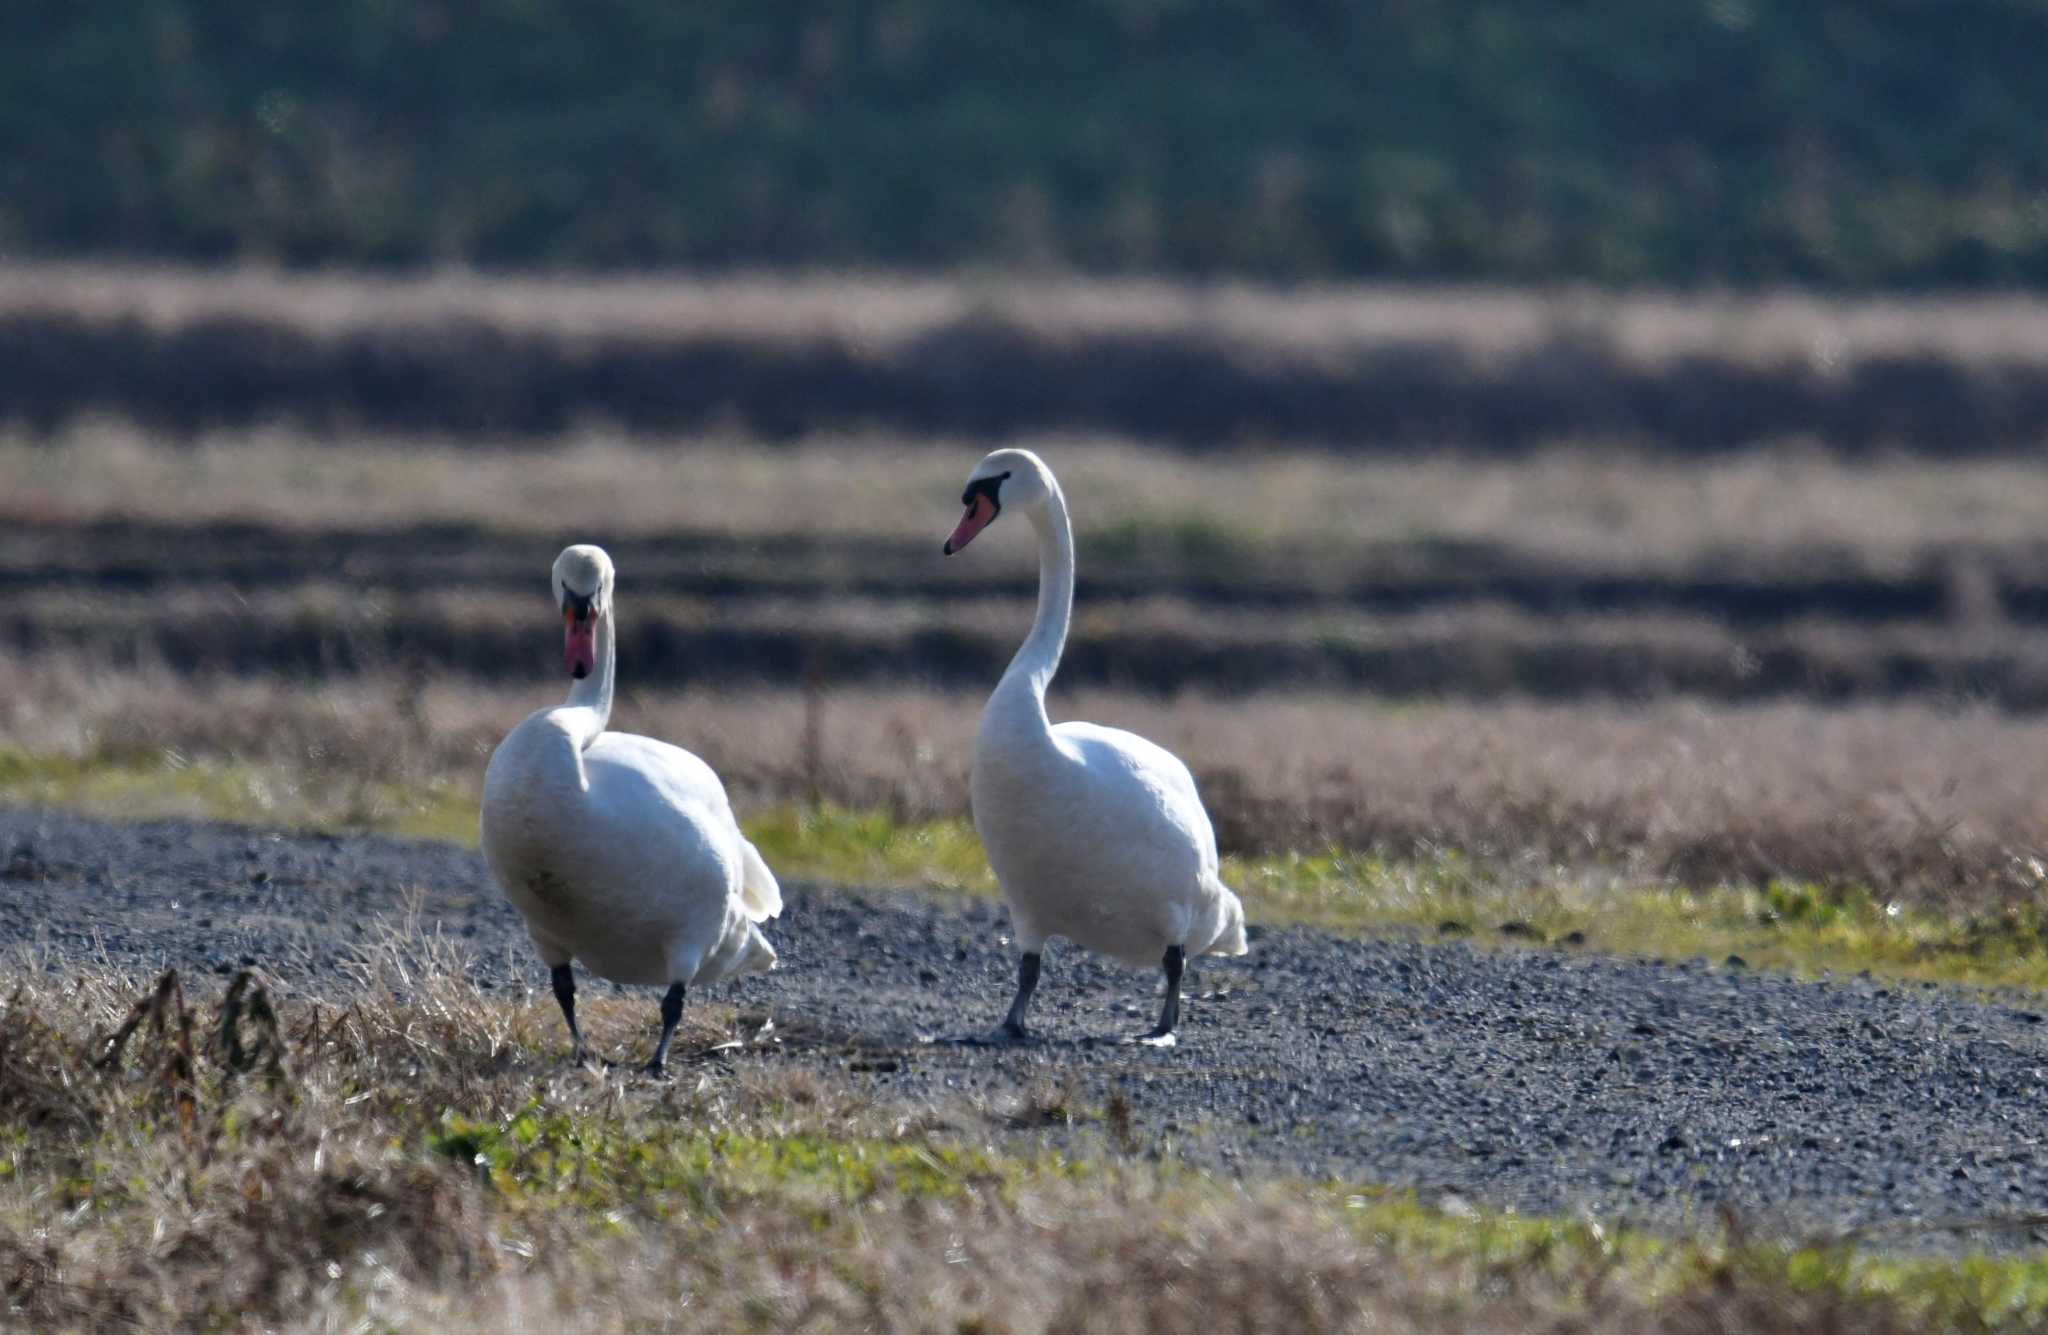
(1055, 721), (1246, 958)
(583, 733), (778, 917)
(583, 730), (730, 812)
(1052, 721), (1220, 867)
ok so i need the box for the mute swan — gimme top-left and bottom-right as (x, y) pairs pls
(943, 449), (1248, 1046)
(480, 544), (781, 1075)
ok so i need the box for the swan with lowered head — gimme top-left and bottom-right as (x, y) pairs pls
(943, 449), (1248, 1045)
(480, 544), (781, 1074)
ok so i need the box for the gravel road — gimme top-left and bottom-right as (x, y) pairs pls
(8, 803), (2048, 1247)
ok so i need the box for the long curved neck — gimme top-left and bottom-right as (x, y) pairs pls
(999, 478), (1075, 709)
(557, 609), (616, 749)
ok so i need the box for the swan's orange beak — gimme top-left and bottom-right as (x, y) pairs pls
(943, 494), (997, 555)
(563, 608), (597, 680)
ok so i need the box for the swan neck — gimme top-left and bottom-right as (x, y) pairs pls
(562, 607), (616, 742)
(1006, 483), (1074, 701)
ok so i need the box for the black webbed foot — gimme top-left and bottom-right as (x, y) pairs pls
(989, 1019), (1036, 1045)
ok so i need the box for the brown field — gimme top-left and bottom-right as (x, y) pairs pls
(12, 264), (2048, 448)
(19, 577), (2048, 706)
(14, 262), (2048, 368)
(10, 428), (2048, 705)
(9, 424), (2048, 567)
(6, 274), (2048, 902)
(7, 402), (2048, 901)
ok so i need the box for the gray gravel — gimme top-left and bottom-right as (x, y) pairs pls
(7, 804), (2048, 1248)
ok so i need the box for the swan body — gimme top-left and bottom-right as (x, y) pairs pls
(944, 449), (1247, 1043)
(973, 717), (1241, 969)
(483, 725), (780, 987)
(480, 544), (779, 1072)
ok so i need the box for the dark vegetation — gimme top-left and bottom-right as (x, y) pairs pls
(15, 300), (2048, 449)
(11, 515), (2048, 710)
(7, 4), (2048, 287)
(10, 514), (2031, 621)
(36, 590), (2048, 705)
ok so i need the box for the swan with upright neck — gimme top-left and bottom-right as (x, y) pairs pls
(480, 544), (781, 1074)
(944, 449), (1248, 1045)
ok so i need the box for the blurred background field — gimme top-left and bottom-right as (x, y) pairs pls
(14, 4), (2048, 1328)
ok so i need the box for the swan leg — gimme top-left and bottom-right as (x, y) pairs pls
(1137, 945), (1184, 1047)
(995, 951), (1042, 1042)
(550, 962), (592, 1063)
(643, 983), (687, 1076)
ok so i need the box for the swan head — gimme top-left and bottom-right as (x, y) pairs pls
(942, 448), (1051, 555)
(551, 544), (614, 680)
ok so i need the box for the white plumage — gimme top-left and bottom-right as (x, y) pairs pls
(480, 544), (779, 1073)
(944, 449), (1248, 1044)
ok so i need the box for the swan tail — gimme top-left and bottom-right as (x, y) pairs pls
(687, 917), (778, 987)
(738, 838), (783, 922)
(1202, 878), (1250, 957)
(739, 920), (779, 974)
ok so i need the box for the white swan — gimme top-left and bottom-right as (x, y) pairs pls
(943, 449), (1248, 1045)
(480, 544), (781, 1074)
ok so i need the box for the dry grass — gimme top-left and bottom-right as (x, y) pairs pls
(5, 659), (2047, 906)
(14, 262), (2048, 370)
(0, 935), (2028, 1332)
(9, 424), (2048, 568)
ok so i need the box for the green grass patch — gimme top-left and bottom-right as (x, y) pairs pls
(420, 1098), (2048, 1328)
(741, 802), (995, 892)
(1232, 848), (2048, 990)
(428, 1102), (1086, 1224)
(0, 746), (480, 845)
(747, 816), (2048, 993)
(1328, 1187), (2048, 1328)
(1088, 513), (1261, 567)
(6, 747), (2048, 994)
